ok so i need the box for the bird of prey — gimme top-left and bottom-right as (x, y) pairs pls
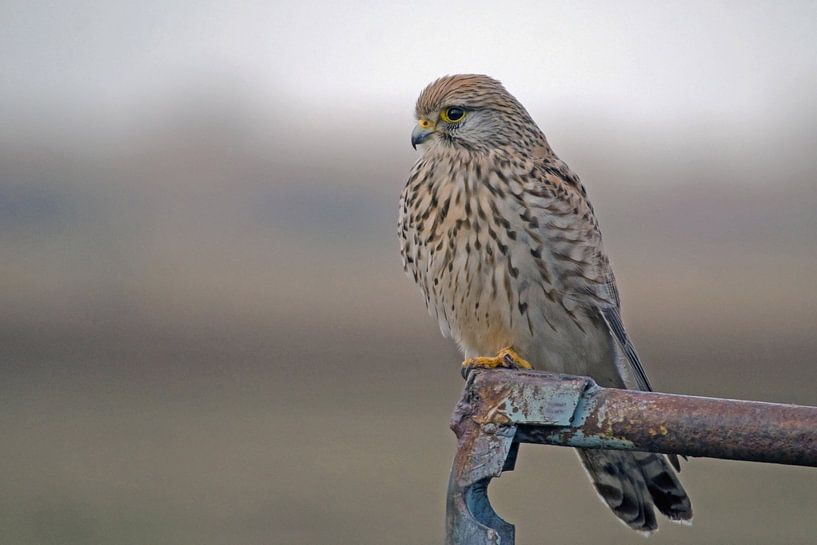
(398, 74), (692, 533)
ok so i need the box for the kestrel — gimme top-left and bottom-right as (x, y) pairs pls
(398, 75), (692, 533)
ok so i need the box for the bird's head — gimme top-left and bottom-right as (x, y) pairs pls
(411, 74), (545, 154)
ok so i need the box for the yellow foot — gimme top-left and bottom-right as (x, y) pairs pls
(462, 347), (533, 378)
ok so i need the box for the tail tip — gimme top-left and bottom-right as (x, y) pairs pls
(668, 514), (694, 526)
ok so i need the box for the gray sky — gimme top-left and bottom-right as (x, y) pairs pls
(3, 0), (816, 123)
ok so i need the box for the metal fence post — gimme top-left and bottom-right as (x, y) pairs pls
(446, 368), (817, 545)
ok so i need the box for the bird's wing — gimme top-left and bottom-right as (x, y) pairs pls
(536, 156), (654, 393)
(588, 238), (685, 469)
(539, 156), (681, 467)
(596, 274), (684, 473)
(596, 282), (653, 392)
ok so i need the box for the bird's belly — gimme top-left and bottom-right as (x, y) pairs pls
(399, 159), (615, 380)
(426, 227), (609, 377)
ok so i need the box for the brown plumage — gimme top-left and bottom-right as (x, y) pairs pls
(398, 74), (692, 534)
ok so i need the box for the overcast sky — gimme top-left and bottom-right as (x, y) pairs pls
(3, 0), (816, 125)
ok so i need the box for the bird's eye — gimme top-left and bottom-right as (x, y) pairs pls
(441, 107), (465, 123)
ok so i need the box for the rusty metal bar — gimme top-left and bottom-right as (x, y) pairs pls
(447, 368), (817, 545)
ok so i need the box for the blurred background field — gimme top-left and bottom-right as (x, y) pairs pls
(2, 1), (817, 544)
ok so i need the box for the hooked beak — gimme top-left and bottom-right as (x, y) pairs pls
(411, 119), (436, 149)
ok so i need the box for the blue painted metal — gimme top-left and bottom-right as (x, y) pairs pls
(495, 373), (592, 426)
(446, 373), (517, 545)
(446, 368), (817, 545)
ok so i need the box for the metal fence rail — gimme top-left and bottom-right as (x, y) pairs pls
(447, 368), (817, 545)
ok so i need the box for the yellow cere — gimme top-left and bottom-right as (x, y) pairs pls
(418, 118), (432, 128)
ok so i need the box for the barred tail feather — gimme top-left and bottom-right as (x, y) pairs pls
(577, 449), (692, 534)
